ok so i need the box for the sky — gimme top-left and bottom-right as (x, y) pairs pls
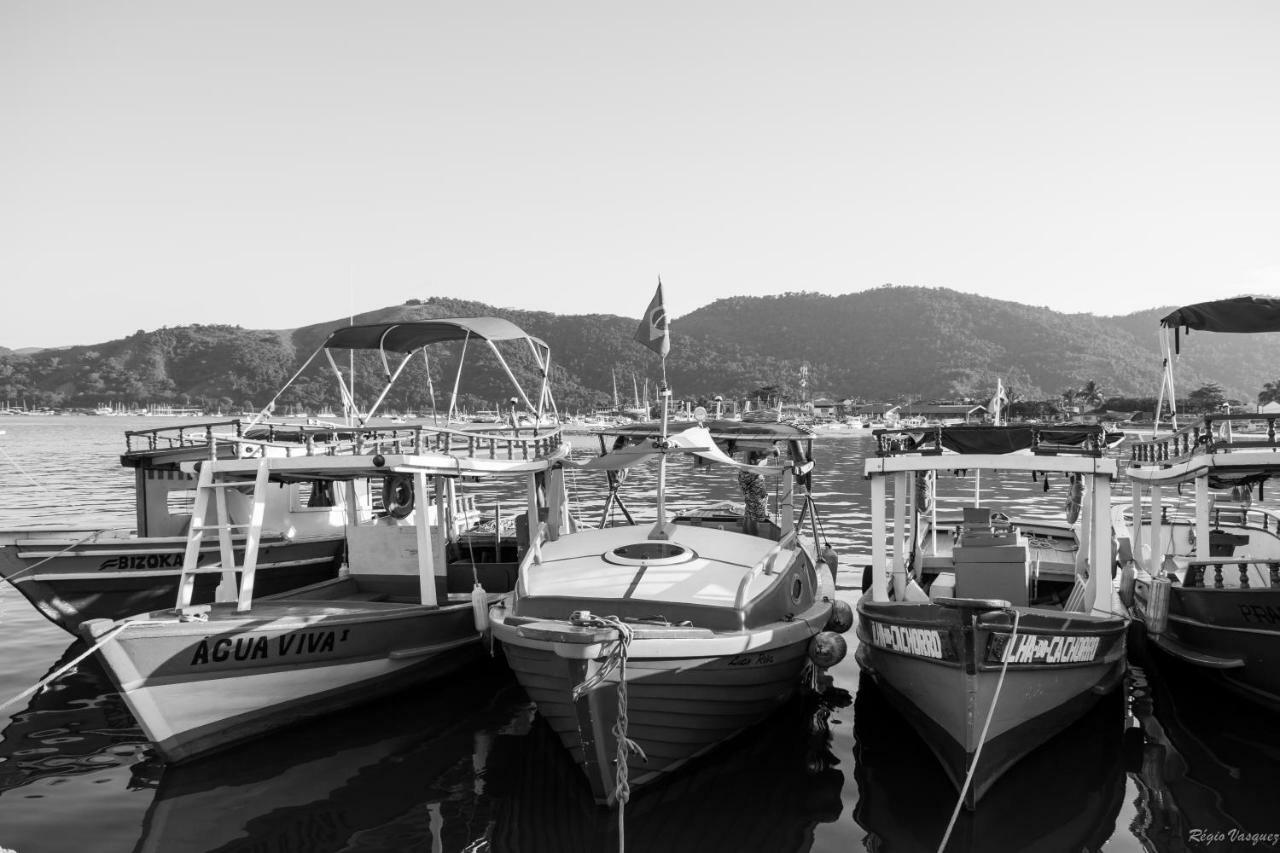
(2, 1), (1278, 349)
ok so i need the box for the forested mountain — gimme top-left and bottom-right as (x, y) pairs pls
(2, 287), (1278, 412)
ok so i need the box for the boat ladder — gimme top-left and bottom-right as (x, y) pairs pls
(175, 458), (270, 614)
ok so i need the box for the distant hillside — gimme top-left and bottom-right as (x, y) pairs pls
(3, 288), (1279, 411)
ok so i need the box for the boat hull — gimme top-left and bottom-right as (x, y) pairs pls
(82, 596), (488, 763)
(0, 535), (344, 634)
(497, 623), (818, 805)
(1133, 578), (1280, 709)
(855, 600), (1127, 807)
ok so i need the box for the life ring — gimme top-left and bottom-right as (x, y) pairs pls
(382, 475), (415, 519)
(1065, 475), (1083, 525)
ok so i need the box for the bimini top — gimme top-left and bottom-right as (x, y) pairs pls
(321, 317), (546, 352)
(1161, 297), (1280, 336)
(876, 424), (1109, 457)
(603, 418), (814, 443)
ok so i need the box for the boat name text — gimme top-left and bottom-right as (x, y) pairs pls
(190, 628), (350, 666)
(870, 623), (945, 659)
(98, 553), (185, 571)
(995, 633), (1101, 665)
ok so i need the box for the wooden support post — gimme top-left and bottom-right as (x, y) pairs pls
(1196, 474), (1210, 562)
(1151, 483), (1164, 571)
(1090, 474), (1112, 615)
(891, 471), (908, 599)
(414, 471), (438, 606)
(870, 474), (887, 602)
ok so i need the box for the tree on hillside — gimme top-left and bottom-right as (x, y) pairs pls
(1079, 380), (1104, 410)
(1059, 388), (1079, 415)
(1185, 383), (1226, 414)
(1259, 379), (1280, 405)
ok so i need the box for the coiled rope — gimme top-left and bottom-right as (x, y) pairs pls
(937, 609), (1022, 853)
(570, 614), (646, 852)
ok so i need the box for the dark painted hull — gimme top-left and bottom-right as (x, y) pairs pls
(0, 536), (344, 633)
(502, 635), (814, 804)
(855, 599), (1127, 808)
(1133, 578), (1280, 710)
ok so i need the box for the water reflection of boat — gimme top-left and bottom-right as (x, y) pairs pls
(1128, 646), (1280, 850)
(853, 672), (1128, 852)
(0, 642), (148, 795)
(133, 658), (515, 853)
(484, 686), (847, 853)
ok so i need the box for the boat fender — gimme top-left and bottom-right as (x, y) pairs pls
(382, 475), (415, 519)
(824, 600), (854, 634)
(914, 470), (935, 516)
(819, 542), (839, 583)
(1118, 564), (1136, 609)
(808, 631), (847, 668)
(1065, 475), (1083, 525)
(472, 583), (490, 634)
(1147, 575), (1172, 634)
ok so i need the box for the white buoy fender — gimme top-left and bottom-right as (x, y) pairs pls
(1146, 575), (1171, 634)
(1065, 475), (1083, 525)
(472, 583), (490, 633)
(824, 600), (854, 634)
(808, 631), (848, 668)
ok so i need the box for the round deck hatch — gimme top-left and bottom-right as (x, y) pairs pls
(604, 542), (695, 566)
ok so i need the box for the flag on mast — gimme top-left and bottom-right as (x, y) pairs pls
(634, 279), (670, 357)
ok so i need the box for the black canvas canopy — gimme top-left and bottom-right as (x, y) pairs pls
(321, 318), (546, 352)
(1161, 297), (1280, 352)
(882, 424), (1107, 456)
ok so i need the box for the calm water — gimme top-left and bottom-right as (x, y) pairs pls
(0, 417), (1276, 852)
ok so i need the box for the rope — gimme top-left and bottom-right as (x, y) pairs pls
(0, 442), (46, 491)
(0, 621), (133, 715)
(937, 609), (1022, 853)
(570, 614), (646, 853)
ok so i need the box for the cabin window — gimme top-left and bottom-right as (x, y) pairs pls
(295, 480), (337, 509)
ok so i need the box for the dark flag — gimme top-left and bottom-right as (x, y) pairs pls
(634, 279), (670, 357)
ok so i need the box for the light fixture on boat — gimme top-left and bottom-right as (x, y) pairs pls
(604, 541), (694, 566)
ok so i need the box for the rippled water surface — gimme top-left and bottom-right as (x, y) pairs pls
(0, 417), (1277, 852)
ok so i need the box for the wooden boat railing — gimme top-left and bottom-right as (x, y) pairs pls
(1129, 414), (1280, 465)
(1173, 557), (1280, 589)
(124, 419), (565, 461)
(1124, 503), (1280, 535)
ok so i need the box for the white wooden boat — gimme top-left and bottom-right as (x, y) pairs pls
(856, 424), (1128, 809)
(81, 317), (569, 763)
(1120, 297), (1280, 711)
(492, 418), (848, 805)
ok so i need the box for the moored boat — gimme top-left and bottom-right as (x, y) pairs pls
(0, 421), (352, 634)
(492, 414), (848, 806)
(80, 317), (570, 763)
(1120, 296), (1280, 711)
(855, 424), (1128, 809)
